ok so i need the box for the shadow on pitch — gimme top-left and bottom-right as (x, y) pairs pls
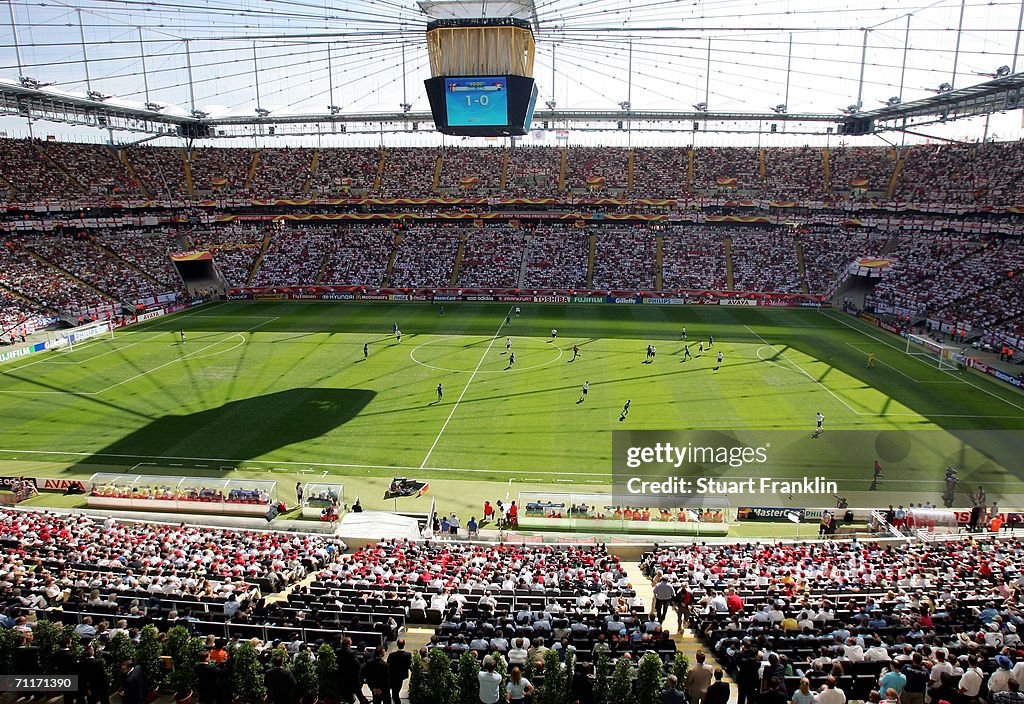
(62, 387), (375, 475)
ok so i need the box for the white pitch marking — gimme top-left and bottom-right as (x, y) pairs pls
(419, 308), (514, 469)
(744, 324), (861, 416)
(822, 310), (1024, 413)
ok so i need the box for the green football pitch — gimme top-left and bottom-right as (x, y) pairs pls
(0, 300), (1022, 524)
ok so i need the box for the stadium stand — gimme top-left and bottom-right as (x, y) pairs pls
(438, 146), (505, 193)
(764, 147), (827, 201)
(565, 147), (629, 193)
(660, 226), (728, 291)
(800, 227), (888, 295)
(248, 147), (315, 199)
(729, 227), (802, 294)
(25, 234), (165, 303)
(252, 228), (333, 287)
(457, 226), (526, 288)
(632, 147), (689, 198)
(188, 147), (255, 197)
(188, 225), (266, 287)
(0, 296), (42, 339)
(0, 139), (83, 201)
(310, 147), (380, 197)
(894, 143), (1024, 205)
(320, 226), (395, 287)
(505, 146), (562, 197)
(865, 237), (1024, 319)
(94, 229), (184, 291)
(694, 146), (762, 194)
(38, 141), (139, 198)
(829, 146), (895, 198)
(124, 145), (188, 199)
(641, 536), (1024, 700)
(0, 240), (114, 313)
(521, 225), (589, 290)
(591, 228), (658, 291)
(0, 139), (1023, 348)
(388, 226), (460, 288)
(379, 148), (440, 198)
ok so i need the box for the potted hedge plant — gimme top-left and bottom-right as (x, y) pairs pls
(636, 652), (664, 704)
(0, 627), (16, 674)
(426, 650), (457, 704)
(136, 625), (165, 698)
(231, 642), (266, 704)
(106, 632), (138, 695)
(562, 652), (576, 702)
(409, 651), (429, 704)
(672, 652), (689, 684)
(539, 649), (565, 704)
(593, 653), (612, 704)
(291, 650), (319, 704)
(30, 619), (63, 673)
(608, 657), (636, 704)
(314, 644), (338, 704)
(456, 651), (479, 704)
(165, 626), (203, 704)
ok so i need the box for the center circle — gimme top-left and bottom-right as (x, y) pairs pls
(409, 335), (564, 373)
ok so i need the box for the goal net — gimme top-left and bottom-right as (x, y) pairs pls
(905, 333), (958, 371)
(47, 319), (115, 352)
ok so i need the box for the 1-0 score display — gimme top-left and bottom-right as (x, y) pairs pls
(444, 77), (509, 126)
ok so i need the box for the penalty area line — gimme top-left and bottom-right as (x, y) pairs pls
(744, 324), (861, 416)
(822, 310), (1024, 414)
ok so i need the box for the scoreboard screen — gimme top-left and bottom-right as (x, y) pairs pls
(426, 74), (537, 136)
(444, 77), (509, 127)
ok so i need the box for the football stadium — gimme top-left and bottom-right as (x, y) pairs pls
(0, 0), (1023, 702)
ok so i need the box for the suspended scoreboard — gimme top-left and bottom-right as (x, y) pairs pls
(424, 18), (539, 136)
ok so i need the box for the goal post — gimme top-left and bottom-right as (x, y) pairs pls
(47, 319), (115, 352)
(905, 333), (958, 371)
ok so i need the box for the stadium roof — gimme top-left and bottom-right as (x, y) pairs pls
(1, 0), (1023, 143)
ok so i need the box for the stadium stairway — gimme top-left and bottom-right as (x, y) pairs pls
(182, 149), (195, 196)
(886, 151), (906, 199)
(655, 235), (664, 291)
(450, 231), (468, 286)
(23, 250), (116, 305)
(558, 148), (568, 191)
(499, 150), (510, 190)
(432, 153), (443, 192)
(517, 235), (532, 288)
(116, 147), (151, 199)
(303, 150), (319, 195)
(314, 251), (330, 284)
(374, 148), (386, 192)
(34, 142), (88, 196)
(586, 234), (597, 288)
(795, 237), (809, 294)
(623, 563), (734, 685)
(383, 233), (402, 287)
(821, 147), (832, 194)
(244, 151), (261, 192)
(246, 232), (274, 287)
(724, 238), (735, 290)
